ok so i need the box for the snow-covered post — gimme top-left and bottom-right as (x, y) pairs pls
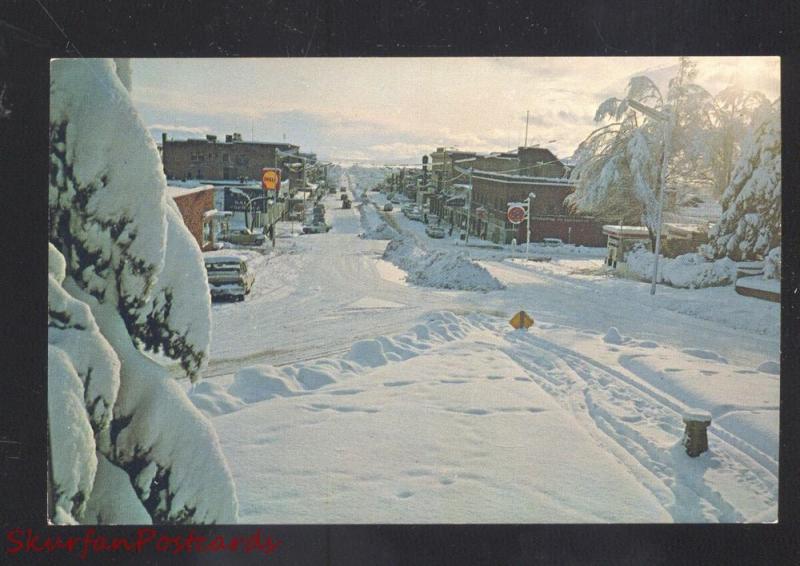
(682, 409), (712, 457)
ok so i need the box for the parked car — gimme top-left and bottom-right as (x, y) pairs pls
(425, 226), (446, 239)
(391, 197), (402, 205)
(542, 238), (564, 246)
(302, 221), (331, 234)
(383, 203), (394, 212)
(219, 228), (265, 246)
(342, 198), (352, 209)
(340, 194), (348, 201)
(329, 187), (337, 194)
(205, 256), (254, 301)
(407, 209), (423, 221)
(340, 187), (347, 193)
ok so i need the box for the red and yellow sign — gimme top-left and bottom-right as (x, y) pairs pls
(261, 168), (281, 191)
(509, 310), (534, 330)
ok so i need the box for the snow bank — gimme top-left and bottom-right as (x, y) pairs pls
(346, 339), (388, 367)
(603, 327), (624, 344)
(358, 199), (399, 240)
(625, 247), (736, 289)
(189, 381), (247, 416)
(228, 365), (298, 402)
(382, 237), (505, 292)
(295, 366), (336, 390)
(757, 360), (779, 375)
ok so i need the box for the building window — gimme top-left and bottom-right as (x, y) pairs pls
(223, 153), (229, 163)
(190, 153), (198, 162)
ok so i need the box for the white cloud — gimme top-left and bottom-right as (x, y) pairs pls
(132, 57), (780, 164)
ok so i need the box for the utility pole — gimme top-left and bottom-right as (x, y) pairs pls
(526, 192), (535, 260)
(465, 167), (473, 244)
(650, 112), (675, 295)
(524, 110), (530, 147)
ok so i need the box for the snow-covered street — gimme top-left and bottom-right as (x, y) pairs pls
(190, 172), (779, 523)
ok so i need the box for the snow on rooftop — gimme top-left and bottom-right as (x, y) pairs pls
(602, 225), (651, 237)
(165, 184), (215, 199)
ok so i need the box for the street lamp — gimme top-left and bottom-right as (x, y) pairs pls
(626, 97), (675, 296)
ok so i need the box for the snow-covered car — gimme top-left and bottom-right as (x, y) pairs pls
(425, 226), (446, 238)
(407, 209), (423, 221)
(205, 256), (254, 301)
(542, 238), (564, 246)
(383, 203), (394, 212)
(391, 197), (402, 205)
(219, 229), (265, 246)
(302, 222), (331, 234)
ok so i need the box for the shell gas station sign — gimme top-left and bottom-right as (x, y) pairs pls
(261, 168), (281, 191)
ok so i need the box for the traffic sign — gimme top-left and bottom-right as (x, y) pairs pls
(509, 310), (534, 330)
(507, 205), (526, 224)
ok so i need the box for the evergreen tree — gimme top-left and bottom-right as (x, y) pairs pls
(48, 58), (237, 524)
(709, 100), (781, 261)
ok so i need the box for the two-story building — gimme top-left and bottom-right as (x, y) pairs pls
(434, 147), (605, 246)
(161, 132), (299, 182)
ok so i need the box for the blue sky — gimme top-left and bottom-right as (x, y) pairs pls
(130, 57), (779, 165)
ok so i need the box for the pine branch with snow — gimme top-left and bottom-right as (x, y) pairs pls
(709, 100), (781, 261)
(48, 58), (237, 524)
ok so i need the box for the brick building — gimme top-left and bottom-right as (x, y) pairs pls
(166, 185), (218, 250)
(430, 147), (604, 246)
(162, 132), (299, 182)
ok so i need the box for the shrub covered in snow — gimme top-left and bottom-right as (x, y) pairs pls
(48, 59), (237, 524)
(624, 245), (736, 289)
(382, 237), (505, 292)
(763, 246), (781, 280)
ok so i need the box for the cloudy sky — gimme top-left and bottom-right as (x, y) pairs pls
(131, 57), (779, 165)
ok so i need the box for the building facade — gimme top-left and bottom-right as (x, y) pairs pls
(162, 132), (299, 181)
(166, 185), (217, 250)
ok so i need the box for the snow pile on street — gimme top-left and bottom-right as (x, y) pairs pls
(626, 247), (736, 289)
(382, 237), (505, 292)
(358, 199), (399, 240)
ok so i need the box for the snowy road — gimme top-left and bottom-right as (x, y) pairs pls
(191, 171), (779, 523)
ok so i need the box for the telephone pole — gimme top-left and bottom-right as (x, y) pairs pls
(524, 110), (530, 147)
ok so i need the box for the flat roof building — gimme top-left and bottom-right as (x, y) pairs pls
(162, 132), (299, 182)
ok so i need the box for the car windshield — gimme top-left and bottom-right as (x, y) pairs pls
(206, 262), (241, 272)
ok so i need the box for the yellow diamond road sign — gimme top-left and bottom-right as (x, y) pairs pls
(510, 310), (534, 330)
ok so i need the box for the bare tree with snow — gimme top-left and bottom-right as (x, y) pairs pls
(567, 58), (716, 243)
(48, 58), (237, 524)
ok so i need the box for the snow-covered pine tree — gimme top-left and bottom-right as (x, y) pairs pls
(48, 58), (237, 524)
(709, 99), (781, 262)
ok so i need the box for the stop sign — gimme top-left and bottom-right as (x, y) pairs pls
(507, 205), (526, 224)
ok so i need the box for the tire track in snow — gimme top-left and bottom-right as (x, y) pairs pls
(499, 327), (776, 522)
